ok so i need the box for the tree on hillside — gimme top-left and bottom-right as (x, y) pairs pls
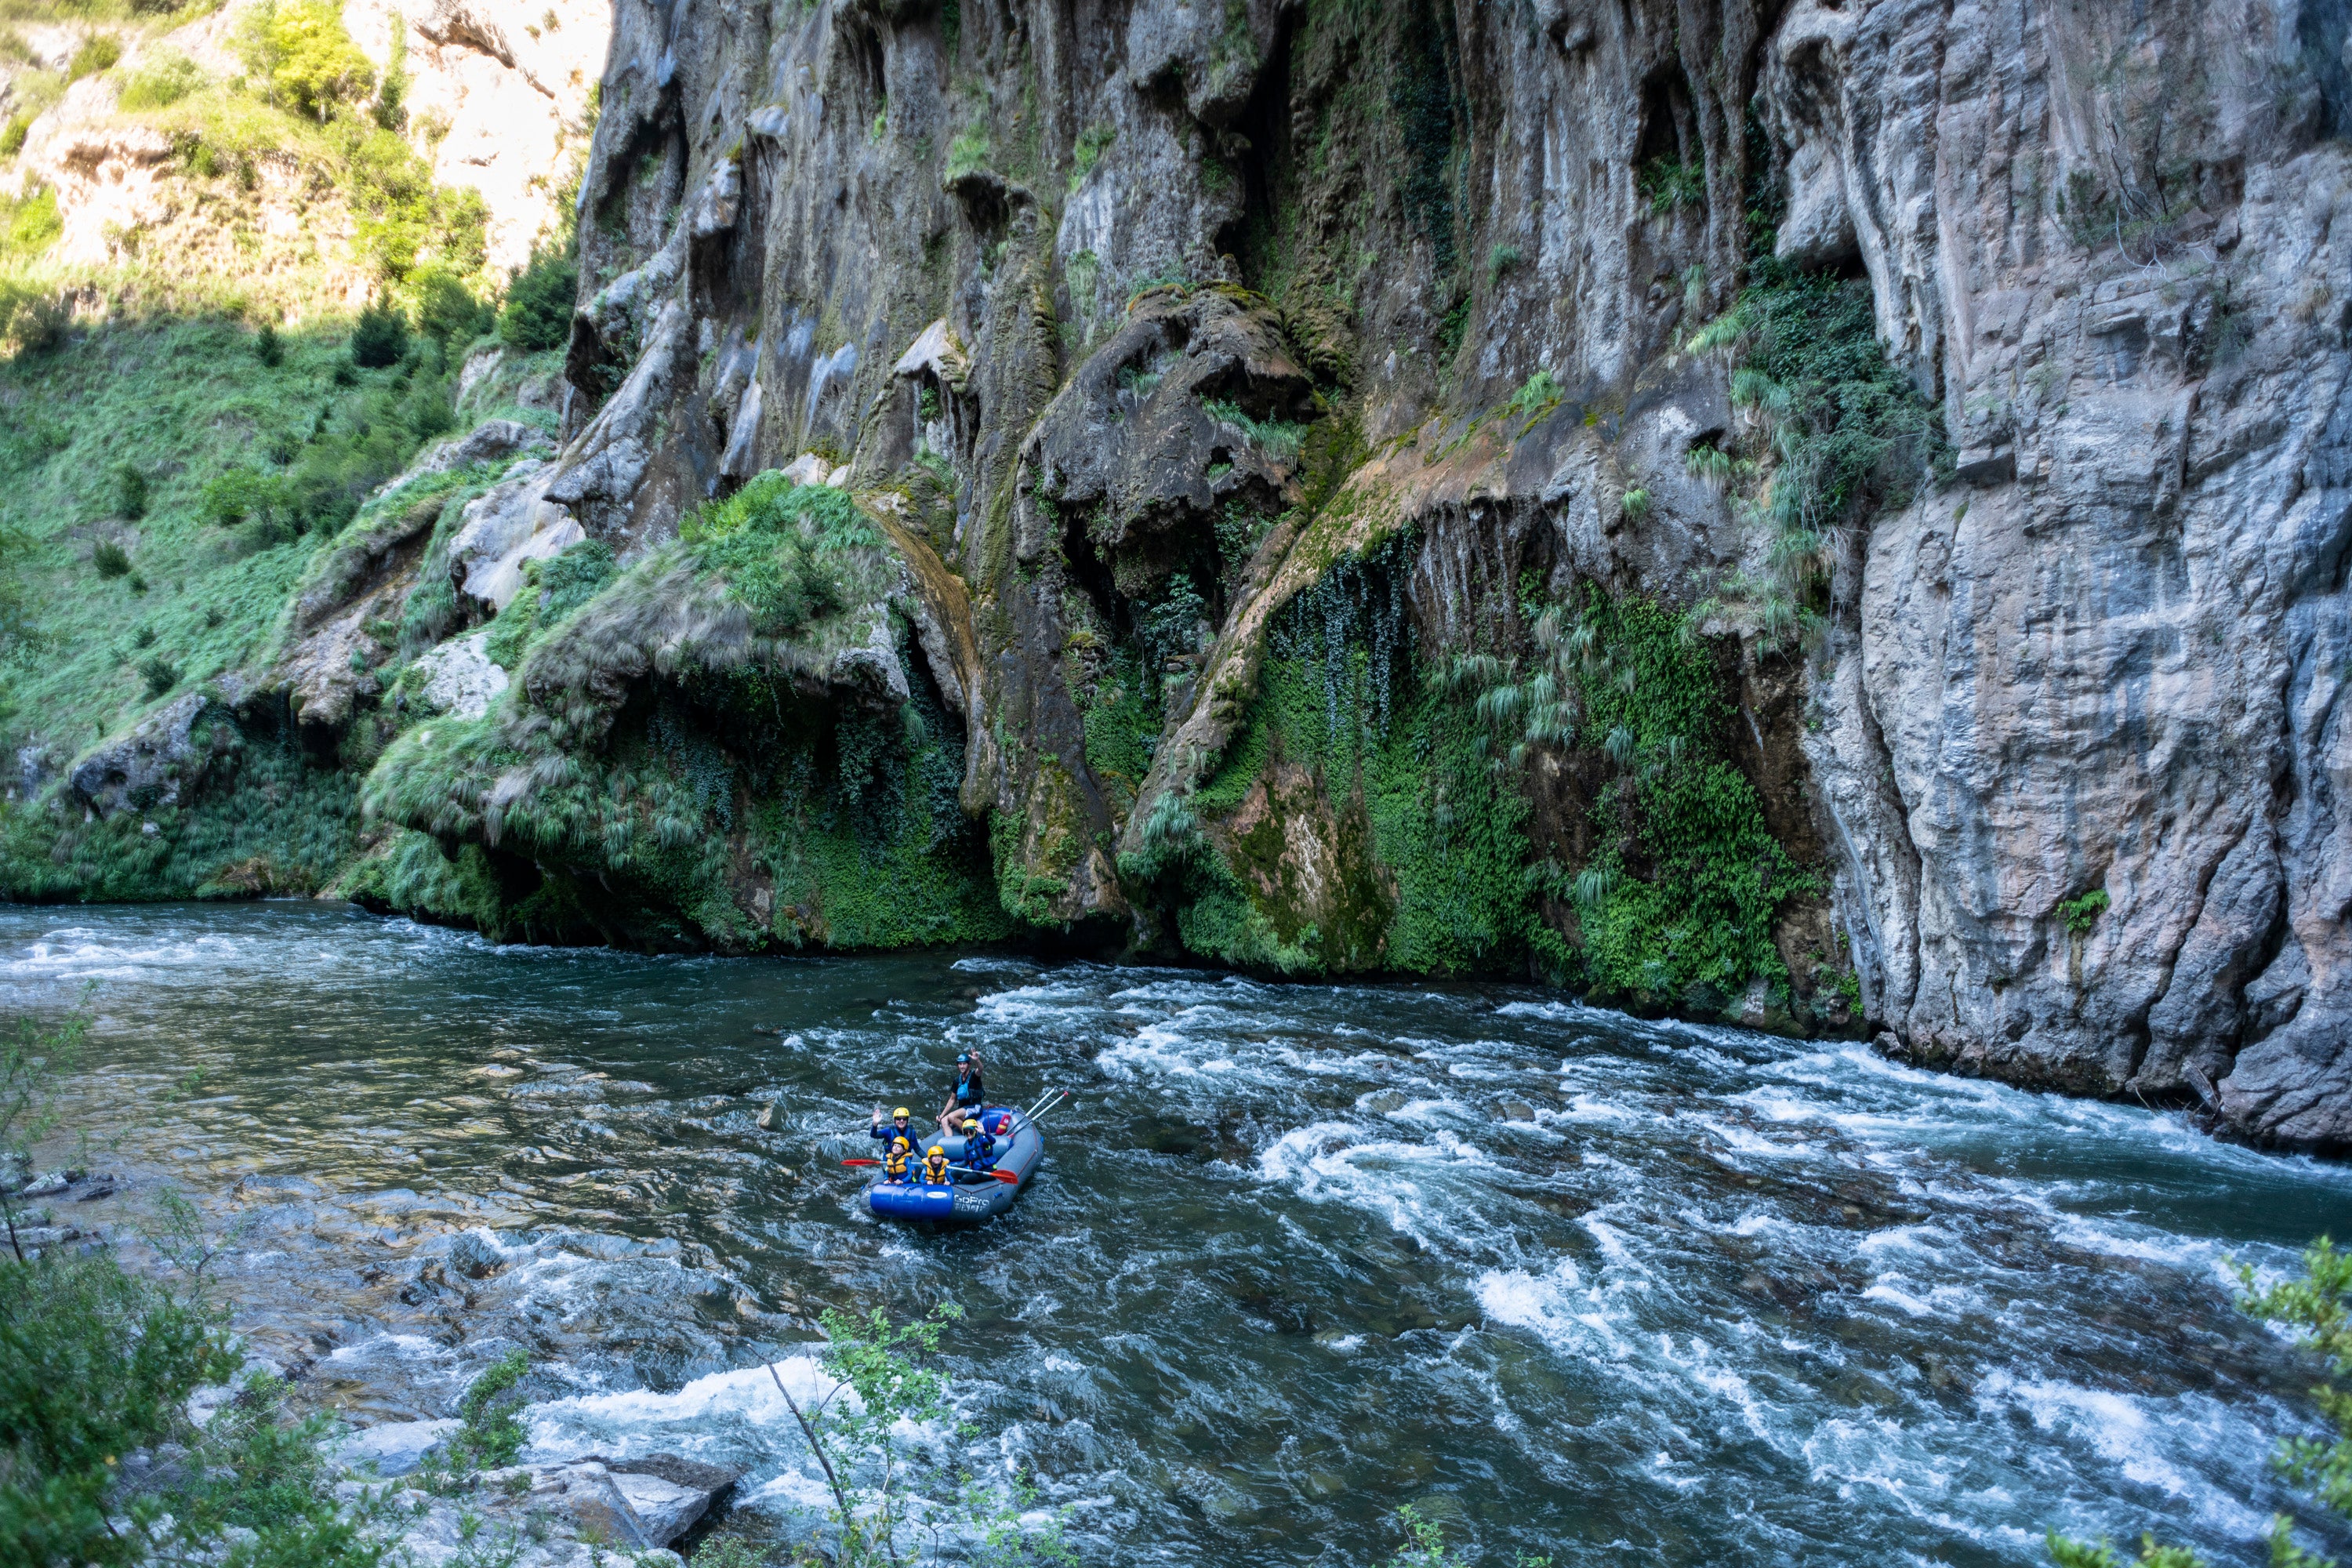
(238, 0), (376, 122)
(499, 245), (578, 352)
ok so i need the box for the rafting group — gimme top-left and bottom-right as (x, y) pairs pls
(853, 1049), (1067, 1224)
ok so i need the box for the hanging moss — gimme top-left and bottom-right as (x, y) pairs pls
(1137, 528), (1537, 975)
(1079, 643), (1157, 829)
(1562, 595), (1814, 1010)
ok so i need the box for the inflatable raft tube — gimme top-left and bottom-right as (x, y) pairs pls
(865, 1106), (1042, 1224)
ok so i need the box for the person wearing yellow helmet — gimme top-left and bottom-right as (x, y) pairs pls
(920, 1145), (951, 1185)
(875, 1105), (917, 1166)
(958, 1114), (997, 1172)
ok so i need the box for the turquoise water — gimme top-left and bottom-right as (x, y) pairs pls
(5, 902), (2346, 1566)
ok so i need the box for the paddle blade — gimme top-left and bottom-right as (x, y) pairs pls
(840, 1158), (880, 1167)
(993, 1169), (1021, 1183)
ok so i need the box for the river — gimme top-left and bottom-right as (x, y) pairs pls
(5, 902), (2345, 1566)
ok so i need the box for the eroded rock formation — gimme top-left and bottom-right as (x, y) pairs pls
(122, 0), (2352, 1149)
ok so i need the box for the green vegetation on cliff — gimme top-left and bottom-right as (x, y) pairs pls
(1125, 531), (1537, 976)
(1550, 595), (1811, 1007)
(359, 474), (1008, 951)
(1688, 261), (1947, 641)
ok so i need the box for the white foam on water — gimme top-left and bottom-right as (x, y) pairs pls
(1253, 1121), (1498, 1244)
(1552, 1094), (1645, 1124)
(1973, 1371), (2281, 1539)
(526, 1356), (846, 1458)
(1579, 1217), (1641, 1271)
(322, 1332), (452, 1367)
(1860, 1283), (1939, 1318)
(1690, 1116), (1813, 1160)
(1856, 1224), (1958, 1261)
(1, 930), (248, 984)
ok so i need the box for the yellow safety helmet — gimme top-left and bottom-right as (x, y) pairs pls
(927, 1145), (945, 1156)
(892, 1107), (911, 1119)
(961, 1116), (980, 1130)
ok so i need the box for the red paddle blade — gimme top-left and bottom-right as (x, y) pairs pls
(993, 1169), (1020, 1183)
(840, 1158), (880, 1167)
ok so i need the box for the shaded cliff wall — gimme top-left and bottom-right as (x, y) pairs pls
(37, 0), (2347, 1150)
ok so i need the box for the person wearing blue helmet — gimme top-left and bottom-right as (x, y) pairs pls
(935, 1048), (985, 1134)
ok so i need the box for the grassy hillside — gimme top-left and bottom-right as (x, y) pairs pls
(0, 0), (583, 900)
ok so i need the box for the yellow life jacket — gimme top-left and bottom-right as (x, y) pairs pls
(884, 1136), (913, 1178)
(922, 1150), (950, 1184)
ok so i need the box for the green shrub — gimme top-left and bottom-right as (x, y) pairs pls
(2056, 887), (2110, 935)
(496, 245), (577, 351)
(0, 1250), (233, 1565)
(0, 114), (27, 160)
(66, 33), (120, 83)
(1639, 155), (1705, 214)
(1200, 397), (1308, 461)
(2, 187), (61, 261)
(1685, 263), (1945, 643)
(91, 541), (131, 579)
(1068, 122), (1115, 191)
(255, 321), (283, 365)
(117, 49), (205, 111)
(372, 21), (408, 132)
(412, 267), (487, 345)
(237, 0), (375, 122)
(349, 296), (409, 368)
(425, 1348), (529, 1477)
(684, 471), (876, 638)
(110, 462), (147, 520)
(347, 126), (486, 282)
(0, 277), (66, 357)
(139, 654), (179, 698)
(201, 466), (285, 525)
(1507, 368), (1563, 417)
(944, 127), (989, 181)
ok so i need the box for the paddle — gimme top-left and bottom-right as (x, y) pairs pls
(847, 1157), (1018, 1183)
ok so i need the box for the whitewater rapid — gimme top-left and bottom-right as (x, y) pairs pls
(2, 903), (2339, 1566)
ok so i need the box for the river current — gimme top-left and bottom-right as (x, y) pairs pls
(6, 902), (2346, 1566)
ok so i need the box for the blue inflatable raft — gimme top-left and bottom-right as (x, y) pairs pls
(865, 1106), (1043, 1224)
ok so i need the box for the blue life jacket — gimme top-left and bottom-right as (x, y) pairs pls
(960, 1128), (996, 1170)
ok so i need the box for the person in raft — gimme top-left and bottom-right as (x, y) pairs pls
(937, 1051), (986, 1134)
(921, 1145), (952, 1185)
(958, 1115), (996, 1172)
(871, 1106), (917, 1180)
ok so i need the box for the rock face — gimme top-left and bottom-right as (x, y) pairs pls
(185, 0), (2352, 1150)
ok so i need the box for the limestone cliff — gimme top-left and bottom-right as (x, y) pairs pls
(22, 0), (2352, 1152)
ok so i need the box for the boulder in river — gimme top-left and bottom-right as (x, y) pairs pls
(544, 1455), (740, 1548)
(339, 1419), (459, 1479)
